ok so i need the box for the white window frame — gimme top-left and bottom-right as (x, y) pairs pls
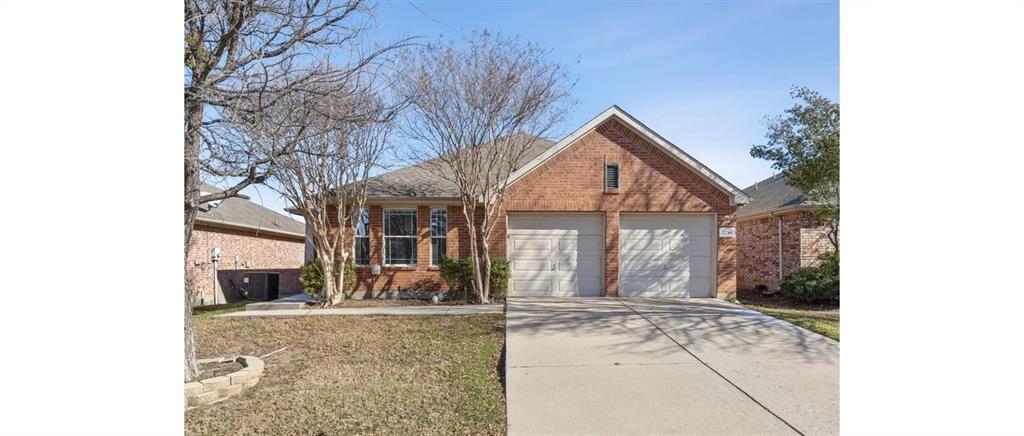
(430, 208), (448, 266)
(352, 208), (370, 266)
(383, 208), (417, 266)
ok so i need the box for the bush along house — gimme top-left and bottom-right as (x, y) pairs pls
(319, 106), (752, 300)
(735, 174), (833, 291)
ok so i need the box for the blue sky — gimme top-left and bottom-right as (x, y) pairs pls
(238, 0), (838, 217)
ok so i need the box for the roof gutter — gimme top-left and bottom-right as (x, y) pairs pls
(195, 217), (306, 240)
(735, 204), (822, 223)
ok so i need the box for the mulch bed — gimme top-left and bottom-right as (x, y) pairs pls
(736, 288), (839, 312)
(198, 360), (244, 379)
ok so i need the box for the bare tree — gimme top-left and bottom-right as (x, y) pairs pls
(183, 0), (408, 382)
(269, 86), (396, 306)
(397, 31), (574, 304)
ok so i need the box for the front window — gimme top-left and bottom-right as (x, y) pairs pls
(384, 209), (417, 265)
(352, 208), (370, 265)
(430, 209), (448, 266)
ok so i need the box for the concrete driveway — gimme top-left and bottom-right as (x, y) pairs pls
(506, 298), (838, 436)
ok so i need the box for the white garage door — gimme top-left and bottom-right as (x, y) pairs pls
(507, 214), (603, 297)
(619, 214), (715, 297)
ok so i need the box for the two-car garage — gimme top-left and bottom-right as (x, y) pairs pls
(507, 213), (716, 298)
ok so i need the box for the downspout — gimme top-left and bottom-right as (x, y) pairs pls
(777, 214), (783, 284)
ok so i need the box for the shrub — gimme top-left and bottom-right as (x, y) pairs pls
(489, 257), (510, 299)
(298, 260), (323, 296)
(297, 257), (357, 297)
(439, 256), (473, 300)
(439, 255), (510, 301)
(780, 251), (839, 305)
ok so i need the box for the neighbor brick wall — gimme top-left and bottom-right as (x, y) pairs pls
(186, 223), (305, 305)
(736, 210), (830, 290)
(341, 118), (739, 298)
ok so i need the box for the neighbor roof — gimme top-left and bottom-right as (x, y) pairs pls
(364, 133), (556, 198)
(735, 174), (822, 220)
(196, 183), (305, 238)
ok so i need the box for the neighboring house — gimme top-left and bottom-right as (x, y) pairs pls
(327, 106), (751, 299)
(736, 174), (833, 291)
(187, 183), (306, 305)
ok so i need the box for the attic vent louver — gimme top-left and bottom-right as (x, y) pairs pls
(604, 164), (620, 190)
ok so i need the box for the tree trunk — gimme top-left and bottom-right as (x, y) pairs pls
(184, 93), (203, 382)
(319, 255), (337, 306)
(479, 237), (492, 304)
(462, 205), (485, 304)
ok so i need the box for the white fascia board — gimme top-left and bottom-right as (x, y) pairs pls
(195, 217), (306, 239)
(505, 105), (751, 205)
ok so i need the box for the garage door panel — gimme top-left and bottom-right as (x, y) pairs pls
(512, 260), (552, 272)
(508, 215), (602, 234)
(668, 236), (712, 253)
(665, 277), (712, 297)
(508, 214), (604, 297)
(512, 238), (551, 251)
(559, 237), (603, 252)
(663, 257), (712, 277)
(620, 238), (663, 252)
(512, 280), (553, 294)
(564, 277), (602, 297)
(619, 214), (715, 298)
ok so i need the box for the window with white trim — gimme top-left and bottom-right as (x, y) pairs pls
(383, 209), (417, 265)
(352, 208), (370, 265)
(430, 209), (447, 266)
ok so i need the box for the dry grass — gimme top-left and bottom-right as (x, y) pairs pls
(735, 288), (840, 341)
(186, 314), (506, 435)
(743, 304), (840, 341)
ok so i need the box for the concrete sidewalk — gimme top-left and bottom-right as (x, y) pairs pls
(213, 304), (503, 319)
(506, 297), (838, 436)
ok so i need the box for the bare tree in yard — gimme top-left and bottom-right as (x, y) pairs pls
(183, 0), (406, 381)
(270, 87), (397, 306)
(397, 32), (574, 304)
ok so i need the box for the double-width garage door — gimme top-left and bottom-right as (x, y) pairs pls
(619, 214), (715, 298)
(507, 214), (603, 297)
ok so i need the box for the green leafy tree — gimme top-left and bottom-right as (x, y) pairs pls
(751, 87), (839, 250)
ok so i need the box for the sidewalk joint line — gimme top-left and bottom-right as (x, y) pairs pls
(616, 298), (806, 436)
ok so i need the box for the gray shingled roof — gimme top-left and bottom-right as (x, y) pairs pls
(365, 134), (557, 198)
(197, 183), (305, 237)
(736, 174), (822, 219)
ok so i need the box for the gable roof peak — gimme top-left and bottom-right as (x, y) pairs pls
(506, 105), (751, 205)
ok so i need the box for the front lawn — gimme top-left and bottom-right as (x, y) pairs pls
(743, 304), (839, 341)
(736, 287), (839, 341)
(186, 314), (506, 435)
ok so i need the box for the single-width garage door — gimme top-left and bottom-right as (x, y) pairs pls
(619, 214), (715, 297)
(507, 214), (603, 297)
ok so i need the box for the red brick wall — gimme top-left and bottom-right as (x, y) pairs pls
(344, 118), (740, 298)
(500, 118), (738, 298)
(186, 223), (304, 305)
(736, 210), (830, 290)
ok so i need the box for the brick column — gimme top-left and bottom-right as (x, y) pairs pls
(716, 214), (737, 299)
(604, 210), (619, 297)
(417, 205), (431, 267)
(368, 205), (383, 266)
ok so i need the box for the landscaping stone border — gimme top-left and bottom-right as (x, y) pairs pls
(185, 355), (264, 408)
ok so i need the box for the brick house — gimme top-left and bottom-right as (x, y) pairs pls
(187, 183), (306, 305)
(735, 174), (833, 291)
(329, 106), (751, 299)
